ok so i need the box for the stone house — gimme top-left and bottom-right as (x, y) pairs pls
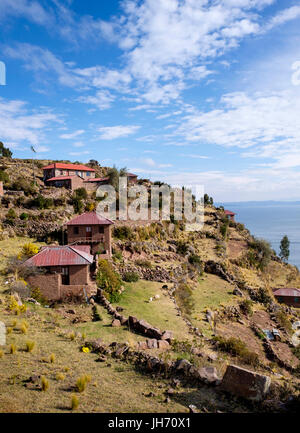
(24, 245), (95, 300)
(23, 211), (114, 300)
(43, 163), (97, 192)
(66, 211), (114, 257)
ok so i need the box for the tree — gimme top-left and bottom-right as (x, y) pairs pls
(279, 235), (290, 263)
(204, 193), (213, 205)
(0, 141), (12, 158)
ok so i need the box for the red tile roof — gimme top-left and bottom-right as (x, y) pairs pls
(23, 246), (93, 267)
(86, 177), (109, 182)
(273, 288), (300, 297)
(66, 211), (114, 226)
(42, 163), (96, 172)
(225, 210), (236, 216)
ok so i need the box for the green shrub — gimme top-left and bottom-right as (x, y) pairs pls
(113, 226), (134, 240)
(12, 177), (36, 195)
(112, 251), (123, 261)
(96, 259), (122, 302)
(74, 188), (88, 200)
(32, 195), (53, 210)
(248, 237), (273, 271)
(72, 196), (84, 214)
(92, 305), (103, 322)
(123, 272), (139, 283)
(0, 170), (9, 184)
(214, 336), (259, 367)
(176, 241), (188, 255)
(20, 212), (29, 220)
(239, 299), (253, 316)
(275, 311), (293, 334)
(255, 287), (272, 305)
(220, 222), (229, 240)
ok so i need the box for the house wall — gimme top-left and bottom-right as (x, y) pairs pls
(27, 273), (61, 300)
(54, 169), (95, 179)
(67, 224), (112, 256)
(275, 295), (300, 308)
(69, 265), (90, 285)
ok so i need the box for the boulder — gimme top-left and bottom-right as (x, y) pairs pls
(112, 319), (121, 327)
(233, 288), (243, 297)
(137, 341), (148, 351)
(221, 365), (271, 401)
(161, 330), (173, 342)
(158, 340), (170, 350)
(197, 366), (220, 385)
(175, 359), (192, 375)
(0, 321), (6, 346)
(147, 339), (158, 349)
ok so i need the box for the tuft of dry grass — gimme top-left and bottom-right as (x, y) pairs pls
(71, 395), (79, 411)
(0, 349), (4, 358)
(56, 373), (65, 381)
(25, 341), (35, 353)
(10, 344), (17, 354)
(76, 374), (91, 393)
(50, 353), (56, 364)
(41, 376), (49, 392)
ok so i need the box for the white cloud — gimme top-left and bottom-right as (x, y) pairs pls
(97, 125), (140, 140)
(0, 97), (60, 145)
(77, 90), (115, 110)
(69, 150), (91, 156)
(264, 5), (300, 31)
(60, 130), (85, 140)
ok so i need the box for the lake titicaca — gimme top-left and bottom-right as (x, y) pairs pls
(218, 202), (300, 270)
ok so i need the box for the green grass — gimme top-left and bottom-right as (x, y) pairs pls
(115, 280), (192, 341)
(189, 274), (237, 337)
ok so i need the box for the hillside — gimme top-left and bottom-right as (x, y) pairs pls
(0, 157), (300, 413)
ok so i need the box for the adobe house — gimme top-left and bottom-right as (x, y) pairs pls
(66, 211), (114, 257)
(24, 245), (95, 301)
(273, 288), (300, 308)
(225, 209), (236, 222)
(86, 172), (138, 187)
(43, 163), (96, 191)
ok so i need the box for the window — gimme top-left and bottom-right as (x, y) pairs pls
(86, 172), (91, 177)
(295, 297), (299, 303)
(73, 226), (79, 235)
(99, 226), (104, 234)
(60, 170), (63, 175)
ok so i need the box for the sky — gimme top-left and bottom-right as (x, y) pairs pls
(1, 0), (300, 201)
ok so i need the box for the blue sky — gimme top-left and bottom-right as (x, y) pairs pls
(1, 0), (300, 201)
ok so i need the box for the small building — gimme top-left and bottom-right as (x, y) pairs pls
(86, 172), (138, 186)
(43, 163), (96, 183)
(225, 209), (236, 222)
(66, 211), (114, 257)
(45, 175), (85, 192)
(24, 245), (95, 301)
(273, 288), (300, 308)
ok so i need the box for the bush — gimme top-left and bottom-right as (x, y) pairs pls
(10, 344), (17, 354)
(12, 178), (36, 195)
(25, 341), (35, 353)
(92, 305), (103, 322)
(41, 376), (49, 392)
(0, 170), (9, 184)
(275, 311), (293, 334)
(76, 375), (91, 393)
(6, 208), (16, 221)
(214, 336), (259, 367)
(31, 195), (53, 210)
(20, 243), (39, 259)
(74, 188), (88, 200)
(176, 241), (189, 255)
(50, 353), (56, 363)
(220, 222), (229, 240)
(175, 283), (195, 317)
(255, 287), (272, 305)
(71, 395), (79, 411)
(248, 237), (273, 271)
(10, 280), (30, 299)
(72, 196), (84, 214)
(20, 212), (29, 221)
(123, 271), (139, 283)
(113, 226), (134, 240)
(239, 299), (253, 316)
(96, 259), (122, 303)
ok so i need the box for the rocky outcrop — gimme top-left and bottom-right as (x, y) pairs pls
(221, 365), (271, 401)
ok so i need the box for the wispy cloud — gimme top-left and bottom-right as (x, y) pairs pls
(60, 130), (85, 139)
(97, 125), (140, 140)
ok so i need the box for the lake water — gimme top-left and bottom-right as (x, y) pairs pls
(218, 202), (300, 270)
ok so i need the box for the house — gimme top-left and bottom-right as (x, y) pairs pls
(23, 211), (114, 300)
(225, 209), (236, 222)
(24, 245), (95, 300)
(66, 211), (114, 257)
(86, 172), (138, 186)
(43, 163), (96, 191)
(273, 288), (300, 308)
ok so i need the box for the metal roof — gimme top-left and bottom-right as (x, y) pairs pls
(66, 211), (114, 226)
(225, 210), (236, 216)
(23, 246), (94, 267)
(46, 176), (74, 182)
(273, 288), (300, 297)
(42, 163), (96, 172)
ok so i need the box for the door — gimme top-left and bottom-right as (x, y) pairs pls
(86, 226), (92, 239)
(61, 267), (69, 285)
